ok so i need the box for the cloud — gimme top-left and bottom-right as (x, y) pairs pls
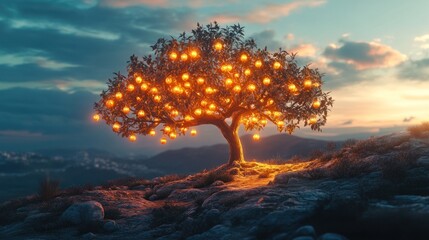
(403, 116), (415, 123)
(397, 58), (429, 81)
(212, 0), (326, 24)
(289, 43), (317, 57)
(101, 0), (169, 8)
(323, 39), (407, 70)
(250, 30), (283, 51)
(0, 50), (78, 70)
(341, 120), (353, 125)
(414, 34), (429, 43)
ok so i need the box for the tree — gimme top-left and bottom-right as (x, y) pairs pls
(93, 22), (334, 165)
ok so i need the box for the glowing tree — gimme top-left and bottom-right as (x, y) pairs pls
(93, 23), (333, 165)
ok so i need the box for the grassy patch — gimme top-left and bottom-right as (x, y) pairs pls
(151, 202), (187, 227)
(408, 122), (429, 139)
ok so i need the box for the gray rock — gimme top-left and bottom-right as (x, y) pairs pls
(294, 225), (316, 237)
(293, 237), (315, 240)
(318, 233), (348, 240)
(82, 232), (96, 239)
(156, 182), (189, 199)
(168, 188), (206, 201)
(274, 172), (305, 184)
(417, 156), (429, 165)
(211, 180), (225, 186)
(103, 220), (119, 232)
(61, 201), (104, 225)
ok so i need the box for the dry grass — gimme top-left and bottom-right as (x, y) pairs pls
(39, 177), (60, 201)
(381, 151), (419, 181)
(151, 202), (187, 227)
(408, 122), (429, 139)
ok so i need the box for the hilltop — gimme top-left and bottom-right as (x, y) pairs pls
(1, 131), (429, 240)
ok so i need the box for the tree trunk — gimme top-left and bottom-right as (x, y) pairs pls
(217, 120), (245, 165)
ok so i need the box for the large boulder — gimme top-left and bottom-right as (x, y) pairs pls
(61, 201), (104, 225)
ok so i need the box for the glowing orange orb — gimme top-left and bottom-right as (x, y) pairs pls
(181, 53), (188, 61)
(184, 82), (191, 88)
(247, 84), (256, 91)
(288, 84), (297, 92)
(197, 77), (205, 85)
(194, 108), (202, 116)
(153, 95), (161, 102)
(273, 61), (281, 69)
(209, 103), (216, 111)
(106, 100), (114, 108)
(225, 78), (233, 86)
(312, 100), (321, 109)
(127, 84), (135, 92)
(240, 54), (248, 62)
(233, 85), (241, 93)
(205, 87), (214, 94)
(129, 134), (137, 142)
(115, 92), (123, 99)
(263, 77), (271, 85)
(137, 110), (145, 117)
(255, 60), (262, 68)
(182, 73), (189, 81)
(135, 76), (143, 84)
(169, 132), (177, 139)
(214, 42), (223, 51)
(149, 129), (156, 136)
(112, 122), (121, 132)
(140, 83), (149, 91)
(169, 52), (178, 60)
(190, 50), (198, 58)
(190, 129), (197, 136)
(244, 69), (251, 76)
(276, 121), (285, 127)
(309, 116), (317, 124)
(165, 77), (173, 84)
(122, 106), (130, 114)
(160, 137), (167, 144)
(92, 114), (100, 122)
(252, 133), (260, 141)
(304, 79), (312, 89)
(150, 87), (158, 94)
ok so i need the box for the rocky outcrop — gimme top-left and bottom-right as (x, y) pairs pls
(1, 133), (428, 240)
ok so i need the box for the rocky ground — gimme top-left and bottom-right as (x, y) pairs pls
(1, 132), (429, 240)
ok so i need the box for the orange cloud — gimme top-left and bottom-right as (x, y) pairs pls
(211, 0), (326, 24)
(290, 43), (317, 57)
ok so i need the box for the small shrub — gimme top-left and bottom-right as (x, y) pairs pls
(156, 174), (186, 184)
(194, 170), (234, 188)
(151, 202), (187, 227)
(381, 151), (419, 181)
(408, 122), (429, 138)
(329, 156), (371, 179)
(39, 176), (60, 201)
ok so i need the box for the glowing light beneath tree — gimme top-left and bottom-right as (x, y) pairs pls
(191, 129), (197, 136)
(160, 137), (167, 144)
(149, 129), (156, 136)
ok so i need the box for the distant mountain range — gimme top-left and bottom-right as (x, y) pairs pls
(0, 134), (336, 202)
(143, 134), (337, 174)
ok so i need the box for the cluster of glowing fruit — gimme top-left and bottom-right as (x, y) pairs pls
(92, 22), (332, 158)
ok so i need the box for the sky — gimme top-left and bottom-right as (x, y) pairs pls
(1, 0), (428, 156)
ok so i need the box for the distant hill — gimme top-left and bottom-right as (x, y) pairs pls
(144, 134), (336, 174)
